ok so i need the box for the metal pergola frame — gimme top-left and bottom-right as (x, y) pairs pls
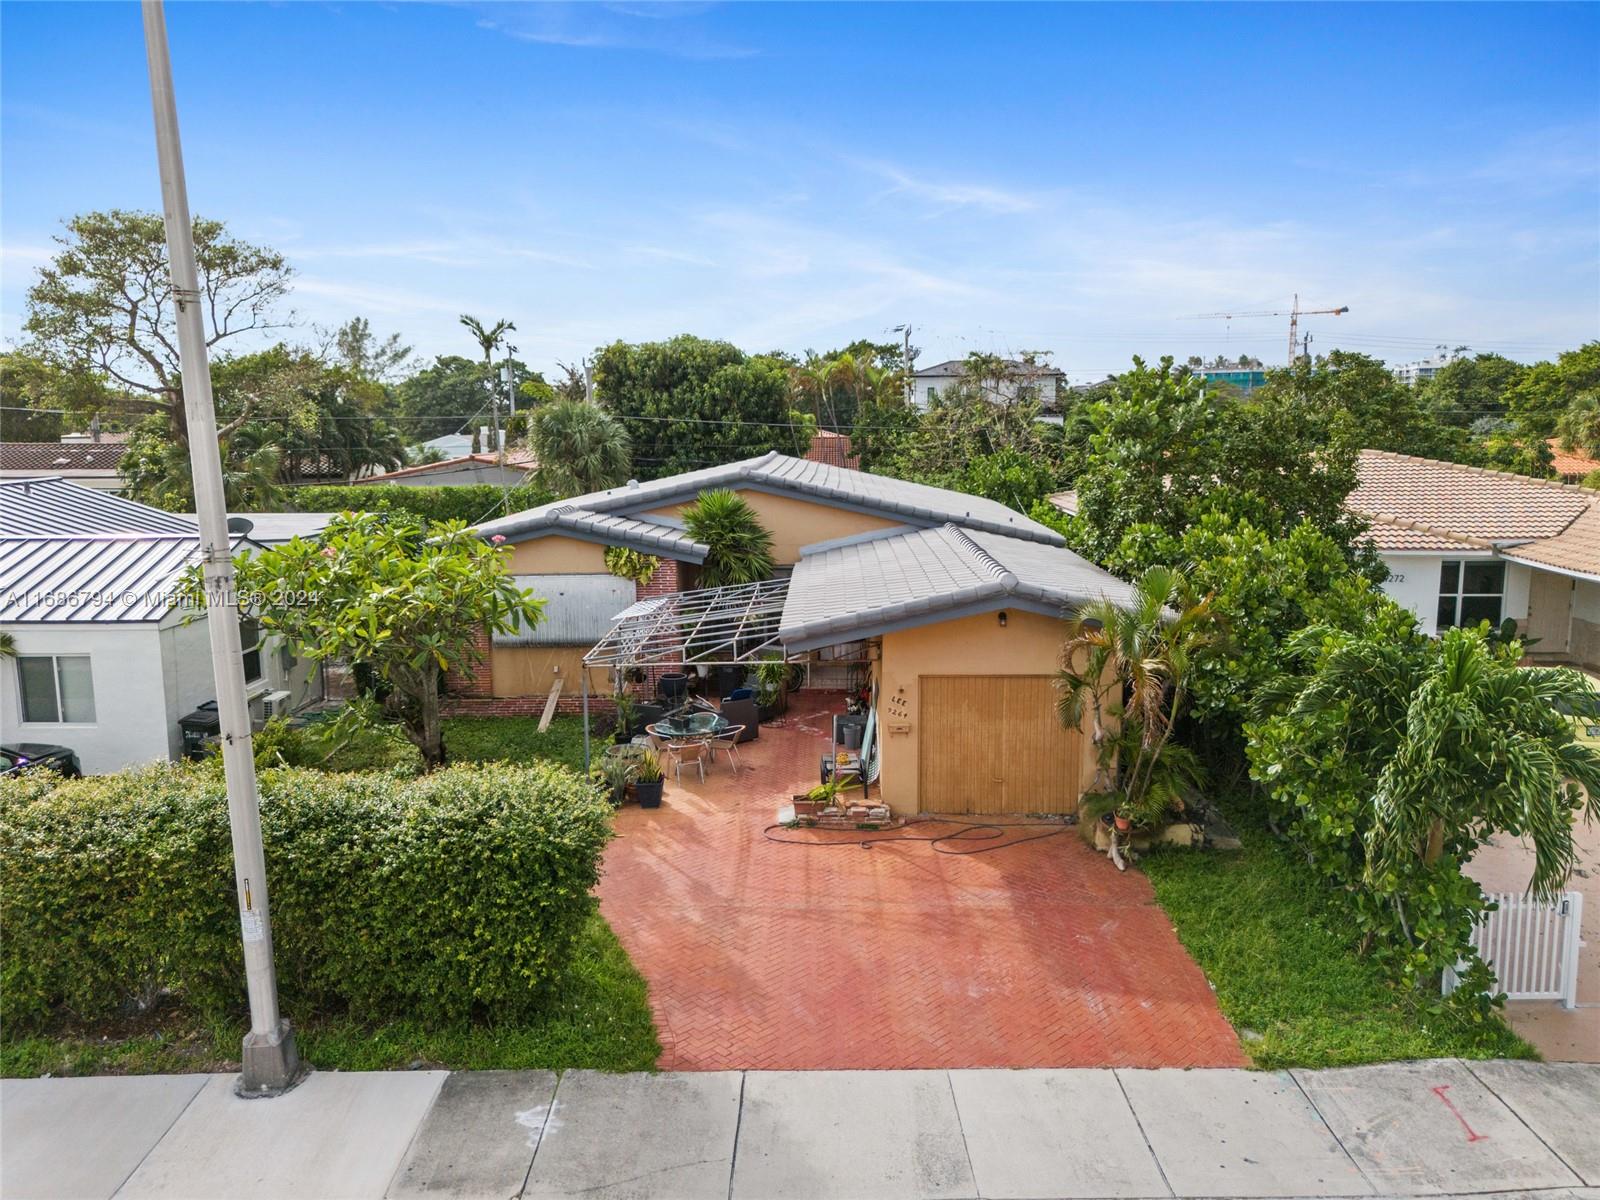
(579, 577), (796, 769)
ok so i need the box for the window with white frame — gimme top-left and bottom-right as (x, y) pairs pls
(1436, 560), (1504, 630)
(16, 655), (96, 723)
(240, 618), (263, 684)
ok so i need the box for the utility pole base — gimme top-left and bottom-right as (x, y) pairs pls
(236, 1020), (303, 1098)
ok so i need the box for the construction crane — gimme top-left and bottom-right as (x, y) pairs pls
(1185, 295), (1350, 365)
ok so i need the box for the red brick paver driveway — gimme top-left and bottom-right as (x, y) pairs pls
(597, 695), (1245, 1071)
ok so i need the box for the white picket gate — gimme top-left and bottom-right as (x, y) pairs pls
(1444, 891), (1584, 1008)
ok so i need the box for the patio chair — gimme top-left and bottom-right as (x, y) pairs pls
(665, 738), (709, 784)
(710, 725), (745, 774)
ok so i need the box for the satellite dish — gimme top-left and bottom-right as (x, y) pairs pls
(226, 516), (254, 537)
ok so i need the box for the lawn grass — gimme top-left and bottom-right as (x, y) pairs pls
(443, 714), (590, 774)
(0, 912), (659, 1077)
(1142, 795), (1537, 1069)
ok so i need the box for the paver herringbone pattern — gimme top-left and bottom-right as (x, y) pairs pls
(596, 694), (1246, 1071)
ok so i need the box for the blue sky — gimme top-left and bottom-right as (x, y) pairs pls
(3, 2), (1597, 382)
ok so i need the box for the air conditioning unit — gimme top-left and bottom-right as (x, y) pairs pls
(259, 690), (293, 719)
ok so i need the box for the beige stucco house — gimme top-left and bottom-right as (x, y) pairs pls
(468, 452), (1137, 817)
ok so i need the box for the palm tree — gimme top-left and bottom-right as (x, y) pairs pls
(1056, 565), (1221, 825)
(0, 632), (16, 658)
(1283, 624), (1600, 900)
(681, 489), (775, 587)
(1555, 394), (1600, 457)
(529, 400), (632, 497)
(459, 314), (515, 450)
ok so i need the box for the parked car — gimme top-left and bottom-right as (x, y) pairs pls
(0, 743), (82, 778)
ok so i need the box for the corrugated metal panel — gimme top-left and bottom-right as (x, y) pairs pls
(495, 573), (635, 646)
(0, 535), (201, 623)
(0, 477), (197, 536)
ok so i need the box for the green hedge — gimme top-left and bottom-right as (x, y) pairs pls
(287, 483), (554, 525)
(0, 762), (612, 1031)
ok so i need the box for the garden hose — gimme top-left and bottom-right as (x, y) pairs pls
(762, 815), (1075, 856)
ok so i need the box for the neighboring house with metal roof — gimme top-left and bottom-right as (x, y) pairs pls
(910, 357), (1067, 413)
(0, 441), (130, 492)
(1351, 450), (1600, 668)
(466, 452), (1133, 816)
(0, 479), (322, 773)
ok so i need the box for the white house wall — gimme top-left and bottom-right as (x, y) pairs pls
(1, 623), (174, 773)
(158, 612), (219, 761)
(1376, 552), (1531, 637)
(1572, 579), (1600, 669)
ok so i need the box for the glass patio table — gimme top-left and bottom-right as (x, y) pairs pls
(650, 712), (729, 738)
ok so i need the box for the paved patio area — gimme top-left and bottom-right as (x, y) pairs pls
(595, 693), (1245, 1070)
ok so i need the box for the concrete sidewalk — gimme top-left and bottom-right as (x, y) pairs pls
(2, 1060), (1596, 1200)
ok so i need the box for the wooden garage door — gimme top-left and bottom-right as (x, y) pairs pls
(918, 675), (1083, 814)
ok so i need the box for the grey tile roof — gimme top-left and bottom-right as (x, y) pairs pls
(779, 523), (1137, 648)
(474, 451), (1063, 549)
(0, 535), (202, 623)
(912, 358), (1065, 379)
(0, 477), (197, 536)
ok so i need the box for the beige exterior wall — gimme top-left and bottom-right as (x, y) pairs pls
(875, 609), (1092, 816)
(643, 488), (902, 565)
(489, 645), (612, 699)
(507, 535), (609, 574)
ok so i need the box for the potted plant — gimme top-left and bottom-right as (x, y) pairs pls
(755, 655), (791, 722)
(594, 756), (635, 806)
(633, 750), (665, 808)
(612, 691), (638, 744)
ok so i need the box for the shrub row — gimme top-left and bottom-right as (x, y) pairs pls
(0, 762), (612, 1031)
(287, 483), (554, 525)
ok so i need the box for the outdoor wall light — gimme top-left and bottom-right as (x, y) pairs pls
(998, 611), (1008, 627)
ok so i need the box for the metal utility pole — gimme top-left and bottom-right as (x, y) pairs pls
(892, 323), (913, 405)
(142, 0), (299, 1096)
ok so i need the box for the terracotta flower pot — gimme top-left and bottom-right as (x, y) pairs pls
(1113, 814), (1132, 832)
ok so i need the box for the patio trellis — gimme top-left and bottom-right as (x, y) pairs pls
(579, 577), (795, 769)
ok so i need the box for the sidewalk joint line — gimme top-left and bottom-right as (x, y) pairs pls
(381, 1070), (449, 1199)
(1460, 1060), (1587, 1187)
(1112, 1069), (1176, 1199)
(943, 1070), (981, 1200)
(519, 1067), (562, 1198)
(726, 1070), (747, 1200)
(1286, 1067), (1373, 1193)
(108, 1073), (210, 1199)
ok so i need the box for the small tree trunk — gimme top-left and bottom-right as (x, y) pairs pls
(418, 668), (446, 770)
(1423, 818), (1445, 866)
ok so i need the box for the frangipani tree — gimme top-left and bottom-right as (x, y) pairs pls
(225, 512), (542, 767)
(1056, 565), (1221, 827)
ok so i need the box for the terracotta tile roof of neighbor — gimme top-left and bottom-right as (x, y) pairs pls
(1549, 438), (1600, 483)
(802, 429), (861, 469)
(0, 441), (128, 474)
(367, 449), (537, 482)
(1350, 450), (1599, 580)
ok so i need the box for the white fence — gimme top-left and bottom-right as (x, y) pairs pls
(1444, 891), (1583, 1008)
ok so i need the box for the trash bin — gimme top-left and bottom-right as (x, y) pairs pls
(178, 703), (220, 761)
(834, 713), (866, 751)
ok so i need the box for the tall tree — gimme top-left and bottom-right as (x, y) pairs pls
(329, 316), (413, 383)
(1507, 342), (1600, 437)
(0, 351), (118, 440)
(459, 314), (515, 447)
(592, 335), (804, 478)
(23, 210), (293, 444)
(528, 400), (632, 497)
(396, 355), (497, 442)
(1418, 352), (1527, 428)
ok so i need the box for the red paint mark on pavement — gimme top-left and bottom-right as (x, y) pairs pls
(1432, 1085), (1489, 1142)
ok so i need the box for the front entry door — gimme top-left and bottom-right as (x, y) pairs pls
(1526, 570), (1573, 654)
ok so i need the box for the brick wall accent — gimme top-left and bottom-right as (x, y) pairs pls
(640, 558), (684, 598)
(446, 624), (494, 698)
